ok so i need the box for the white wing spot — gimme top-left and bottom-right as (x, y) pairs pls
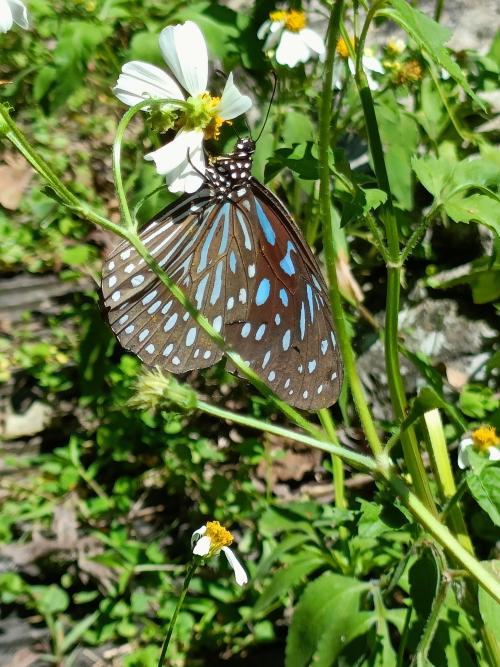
(162, 301), (173, 314)
(268, 371), (276, 381)
(241, 323), (251, 338)
(298, 365), (303, 374)
(203, 350), (212, 360)
(282, 330), (291, 351)
(239, 288), (247, 304)
(331, 371), (338, 380)
(308, 360), (317, 373)
(303, 390), (309, 399)
(317, 384), (323, 394)
(284, 378), (290, 389)
(147, 300), (162, 314)
(172, 356), (181, 366)
(275, 314), (281, 325)
(108, 276), (117, 288)
(213, 315), (223, 333)
(330, 331), (337, 348)
(227, 297), (234, 310)
(186, 327), (197, 347)
(125, 325), (134, 334)
(255, 324), (266, 341)
(108, 261), (115, 271)
(321, 339), (328, 355)
(139, 329), (149, 342)
(120, 249), (131, 260)
(194, 348), (200, 358)
(163, 343), (173, 357)
(146, 344), (155, 354)
(262, 350), (271, 369)
(164, 313), (178, 332)
(118, 314), (128, 325)
(142, 290), (157, 305)
(248, 264), (255, 277)
(183, 312), (190, 322)
(124, 263), (135, 274)
(131, 275), (144, 287)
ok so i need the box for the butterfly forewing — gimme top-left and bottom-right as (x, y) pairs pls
(224, 180), (342, 410)
(102, 138), (343, 410)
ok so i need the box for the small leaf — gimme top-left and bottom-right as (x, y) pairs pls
(466, 454), (500, 527)
(254, 555), (324, 613)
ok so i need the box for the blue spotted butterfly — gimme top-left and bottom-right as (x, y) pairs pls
(101, 138), (343, 410)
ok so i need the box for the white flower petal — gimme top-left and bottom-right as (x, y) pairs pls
(193, 535), (212, 557)
(160, 21), (208, 96)
(363, 55), (384, 74)
(299, 28), (325, 56)
(457, 438), (472, 470)
(276, 31), (310, 67)
(217, 72), (252, 120)
(191, 525), (207, 550)
(257, 20), (271, 40)
(113, 61), (184, 108)
(488, 447), (500, 462)
(2, 0), (28, 30)
(146, 129), (205, 194)
(222, 547), (248, 586)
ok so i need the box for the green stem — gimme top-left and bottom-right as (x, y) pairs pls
(411, 571), (450, 667)
(157, 560), (197, 666)
(319, 0), (383, 458)
(434, 0), (445, 21)
(353, 12), (437, 514)
(319, 409), (346, 508)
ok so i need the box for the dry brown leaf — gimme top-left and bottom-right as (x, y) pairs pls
(5, 648), (40, 667)
(0, 153), (34, 210)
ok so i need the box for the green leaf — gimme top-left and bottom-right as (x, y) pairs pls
(444, 192), (500, 237)
(265, 142), (320, 181)
(30, 585), (69, 615)
(466, 453), (500, 526)
(459, 385), (499, 418)
(254, 554), (324, 613)
(382, 0), (484, 108)
(376, 92), (420, 210)
(478, 560), (500, 652)
(285, 572), (371, 667)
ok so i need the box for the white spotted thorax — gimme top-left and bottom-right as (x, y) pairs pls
(101, 136), (343, 410)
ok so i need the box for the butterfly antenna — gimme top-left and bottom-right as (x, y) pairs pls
(255, 71), (278, 143)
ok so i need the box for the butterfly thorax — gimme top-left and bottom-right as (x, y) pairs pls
(206, 138), (256, 201)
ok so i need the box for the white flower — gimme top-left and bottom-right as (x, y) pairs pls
(113, 21), (252, 194)
(258, 9), (325, 68)
(458, 426), (500, 469)
(0, 0), (29, 33)
(192, 521), (248, 587)
(333, 39), (384, 90)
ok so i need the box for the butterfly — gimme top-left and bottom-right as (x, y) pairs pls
(101, 138), (343, 410)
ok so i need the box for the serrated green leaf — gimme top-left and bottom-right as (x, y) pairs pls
(466, 463), (500, 526)
(444, 192), (500, 237)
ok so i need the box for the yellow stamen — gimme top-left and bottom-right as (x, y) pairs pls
(270, 9), (306, 32)
(336, 36), (355, 59)
(394, 59), (423, 84)
(472, 426), (500, 453)
(206, 521), (234, 552)
(204, 115), (230, 141)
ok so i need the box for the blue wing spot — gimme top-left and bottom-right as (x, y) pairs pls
(312, 275), (322, 291)
(321, 339), (328, 355)
(163, 343), (173, 357)
(282, 330), (291, 351)
(164, 313), (178, 332)
(186, 328), (197, 347)
(306, 284), (315, 323)
(195, 275), (209, 309)
(308, 360), (317, 373)
(262, 350), (271, 369)
(209, 261), (224, 305)
(279, 289), (289, 307)
(275, 313), (281, 325)
(256, 278), (271, 306)
(255, 200), (276, 246)
(279, 241), (296, 276)
(268, 371), (276, 381)
(300, 302), (306, 340)
(255, 324), (266, 341)
(229, 251), (237, 273)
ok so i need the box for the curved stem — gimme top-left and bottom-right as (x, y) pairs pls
(318, 0), (383, 457)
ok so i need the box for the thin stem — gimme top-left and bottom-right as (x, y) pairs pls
(353, 10), (437, 514)
(319, 409), (346, 508)
(319, 0), (383, 457)
(158, 560), (197, 666)
(434, 0), (445, 21)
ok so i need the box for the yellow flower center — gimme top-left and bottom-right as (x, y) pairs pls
(336, 36), (355, 59)
(270, 9), (306, 32)
(183, 92), (228, 140)
(206, 521), (234, 553)
(472, 426), (500, 453)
